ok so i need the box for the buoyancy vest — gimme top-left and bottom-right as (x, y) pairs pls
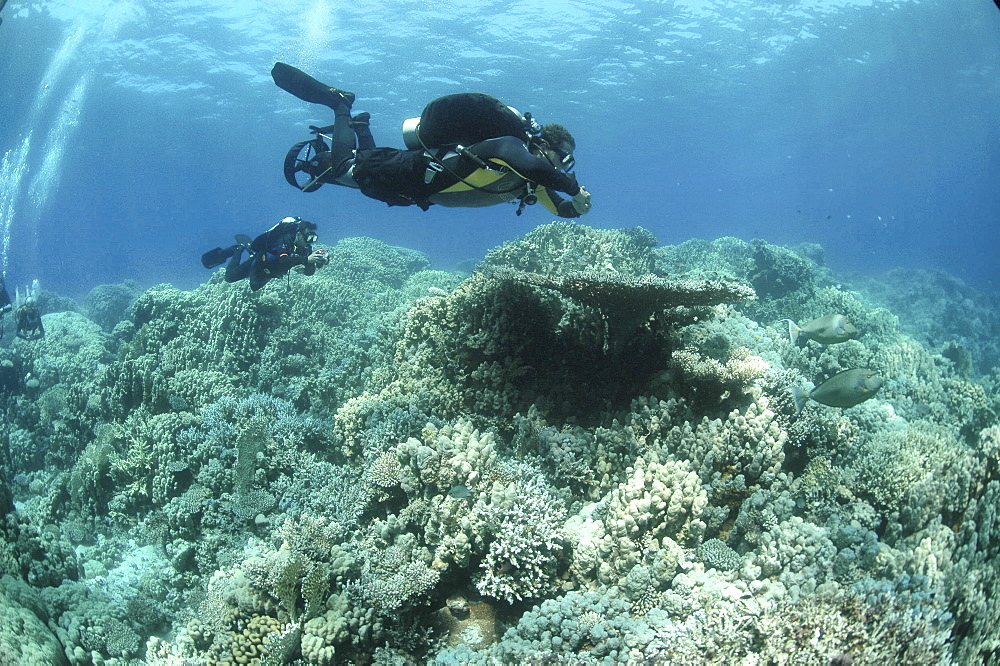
(353, 148), (448, 210)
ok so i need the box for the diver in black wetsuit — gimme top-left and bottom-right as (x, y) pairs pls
(201, 217), (329, 292)
(15, 298), (43, 340)
(272, 62), (592, 218)
(0, 277), (12, 341)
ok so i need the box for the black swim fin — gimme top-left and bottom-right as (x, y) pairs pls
(202, 245), (238, 269)
(271, 62), (354, 108)
(234, 234), (252, 250)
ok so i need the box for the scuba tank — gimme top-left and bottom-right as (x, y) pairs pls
(401, 93), (535, 149)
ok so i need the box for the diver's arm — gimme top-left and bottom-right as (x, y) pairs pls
(262, 251), (310, 274)
(288, 249), (330, 275)
(537, 187), (582, 218)
(469, 137), (581, 195)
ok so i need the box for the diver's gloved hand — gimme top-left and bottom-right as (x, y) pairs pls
(308, 249), (330, 266)
(572, 186), (592, 215)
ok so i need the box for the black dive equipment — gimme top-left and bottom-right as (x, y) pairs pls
(401, 105), (547, 213)
(283, 125), (335, 192)
(280, 90), (560, 216)
(402, 93), (530, 149)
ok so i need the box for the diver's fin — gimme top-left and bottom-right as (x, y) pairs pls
(271, 62), (354, 108)
(234, 234), (253, 250)
(202, 245), (238, 269)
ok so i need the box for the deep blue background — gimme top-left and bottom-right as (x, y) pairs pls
(1, 0), (998, 299)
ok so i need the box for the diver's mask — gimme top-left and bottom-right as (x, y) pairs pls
(552, 145), (576, 172)
(536, 141), (575, 172)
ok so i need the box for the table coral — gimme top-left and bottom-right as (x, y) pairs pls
(481, 221), (660, 276)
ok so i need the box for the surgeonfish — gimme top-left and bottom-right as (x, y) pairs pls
(791, 368), (884, 412)
(782, 314), (858, 346)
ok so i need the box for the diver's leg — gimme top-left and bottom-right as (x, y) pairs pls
(321, 100), (359, 177)
(224, 249), (252, 283)
(271, 62), (355, 109)
(352, 113), (375, 150)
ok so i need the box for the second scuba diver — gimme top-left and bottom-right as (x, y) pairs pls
(272, 62), (592, 218)
(201, 217), (329, 292)
(0, 277), (12, 341)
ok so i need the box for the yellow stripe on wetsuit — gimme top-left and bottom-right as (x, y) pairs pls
(435, 157), (561, 214)
(438, 159), (516, 193)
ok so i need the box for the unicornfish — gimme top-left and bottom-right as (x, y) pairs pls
(782, 314), (858, 346)
(791, 368), (883, 412)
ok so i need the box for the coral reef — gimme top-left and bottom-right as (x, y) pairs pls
(0, 225), (996, 664)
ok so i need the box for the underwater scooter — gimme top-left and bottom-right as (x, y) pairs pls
(282, 125), (336, 193)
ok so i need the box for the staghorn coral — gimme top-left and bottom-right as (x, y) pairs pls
(472, 476), (568, 603)
(697, 538), (742, 572)
(353, 534), (441, 612)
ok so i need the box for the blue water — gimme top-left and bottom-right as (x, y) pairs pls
(1, 0), (998, 299)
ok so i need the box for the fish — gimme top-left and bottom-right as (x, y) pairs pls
(791, 368), (884, 412)
(782, 314), (858, 345)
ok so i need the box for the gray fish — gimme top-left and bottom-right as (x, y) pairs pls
(791, 368), (883, 412)
(782, 314), (858, 345)
(448, 484), (471, 499)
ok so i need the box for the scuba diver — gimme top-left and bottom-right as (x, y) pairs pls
(16, 299), (44, 340)
(201, 216), (330, 292)
(0, 277), (12, 340)
(13, 281), (44, 341)
(272, 62), (592, 218)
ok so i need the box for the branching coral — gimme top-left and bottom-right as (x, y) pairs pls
(473, 476), (568, 603)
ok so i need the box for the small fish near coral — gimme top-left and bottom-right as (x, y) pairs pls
(782, 314), (857, 345)
(791, 368), (884, 412)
